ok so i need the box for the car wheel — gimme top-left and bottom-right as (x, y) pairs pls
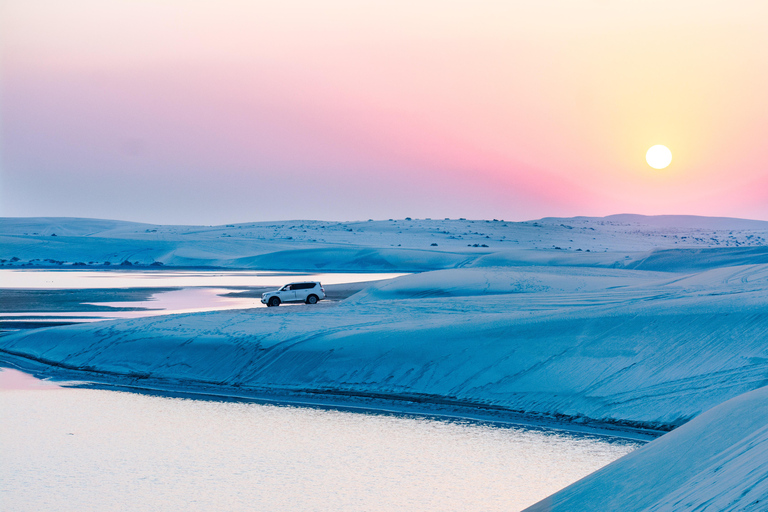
(306, 294), (318, 305)
(268, 297), (281, 307)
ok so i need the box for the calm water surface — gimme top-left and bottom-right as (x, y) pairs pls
(0, 269), (406, 326)
(0, 269), (407, 290)
(0, 369), (639, 512)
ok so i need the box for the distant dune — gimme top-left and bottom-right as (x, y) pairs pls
(2, 214), (767, 271)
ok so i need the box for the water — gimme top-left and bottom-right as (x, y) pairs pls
(0, 269), (406, 327)
(0, 368), (639, 512)
(0, 269), (407, 290)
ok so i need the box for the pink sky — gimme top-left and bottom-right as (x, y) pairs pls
(1, 0), (767, 223)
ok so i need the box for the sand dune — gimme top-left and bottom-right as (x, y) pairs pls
(3, 214), (768, 508)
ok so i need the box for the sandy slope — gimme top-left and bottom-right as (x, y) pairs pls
(3, 263), (768, 430)
(525, 385), (768, 511)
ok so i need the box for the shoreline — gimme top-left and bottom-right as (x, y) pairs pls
(0, 350), (662, 443)
(0, 281), (381, 332)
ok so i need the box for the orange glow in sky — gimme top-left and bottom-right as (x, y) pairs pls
(1, 0), (767, 223)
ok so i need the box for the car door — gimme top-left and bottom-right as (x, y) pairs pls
(302, 283), (316, 301)
(294, 283), (310, 302)
(279, 285), (296, 302)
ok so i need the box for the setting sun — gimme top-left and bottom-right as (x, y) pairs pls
(646, 145), (672, 170)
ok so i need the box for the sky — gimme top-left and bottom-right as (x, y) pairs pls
(1, 0), (767, 224)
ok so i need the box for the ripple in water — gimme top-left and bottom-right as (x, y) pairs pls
(1, 374), (639, 511)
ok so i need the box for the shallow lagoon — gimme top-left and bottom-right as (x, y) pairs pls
(0, 269), (407, 290)
(0, 269), (405, 327)
(0, 368), (639, 512)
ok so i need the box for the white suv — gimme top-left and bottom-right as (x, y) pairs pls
(261, 281), (326, 307)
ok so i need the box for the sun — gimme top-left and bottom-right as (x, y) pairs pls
(646, 145), (672, 169)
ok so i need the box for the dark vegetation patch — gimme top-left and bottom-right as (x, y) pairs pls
(0, 288), (177, 313)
